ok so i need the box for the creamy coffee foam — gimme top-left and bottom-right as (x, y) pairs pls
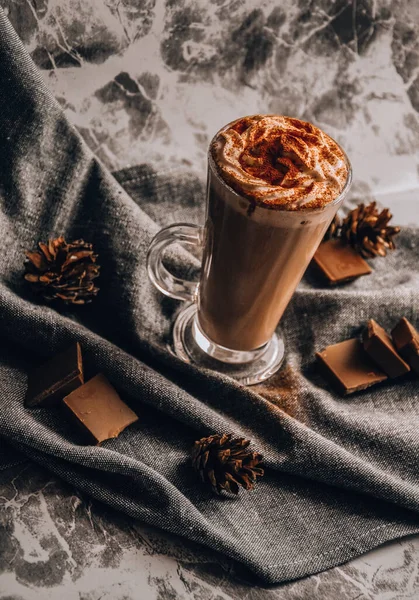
(211, 115), (349, 210)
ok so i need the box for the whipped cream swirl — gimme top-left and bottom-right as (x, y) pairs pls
(210, 115), (349, 210)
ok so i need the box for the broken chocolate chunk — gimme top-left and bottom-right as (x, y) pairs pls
(316, 338), (387, 395)
(25, 342), (84, 408)
(391, 318), (419, 375)
(312, 239), (372, 285)
(363, 319), (410, 378)
(63, 374), (138, 444)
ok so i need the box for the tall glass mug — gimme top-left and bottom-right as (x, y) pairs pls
(147, 115), (352, 384)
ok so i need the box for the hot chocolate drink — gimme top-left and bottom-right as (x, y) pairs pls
(197, 115), (349, 351)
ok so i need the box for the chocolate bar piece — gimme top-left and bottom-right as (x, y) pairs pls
(63, 374), (138, 444)
(391, 318), (419, 375)
(312, 240), (372, 285)
(363, 319), (410, 378)
(316, 338), (387, 395)
(25, 342), (84, 407)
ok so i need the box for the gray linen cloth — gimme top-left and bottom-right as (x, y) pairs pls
(1, 10), (419, 584)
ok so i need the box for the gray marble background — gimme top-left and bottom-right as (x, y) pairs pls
(1, 0), (419, 598)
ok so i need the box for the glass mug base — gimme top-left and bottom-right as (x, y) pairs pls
(172, 303), (285, 385)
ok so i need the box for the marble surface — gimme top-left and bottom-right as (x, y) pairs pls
(1, 0), (419, 598)
(1, 0), (419, 222)
(3, 462), (419, 600)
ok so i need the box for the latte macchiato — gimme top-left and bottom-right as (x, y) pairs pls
(197, 115), (349, 351)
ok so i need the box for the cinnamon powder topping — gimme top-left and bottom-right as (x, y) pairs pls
(211, 115), (349, 210)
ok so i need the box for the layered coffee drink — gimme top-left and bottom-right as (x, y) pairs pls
(197, 115), (349, 351)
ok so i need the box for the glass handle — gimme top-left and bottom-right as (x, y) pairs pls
(146, 223), (204, 302)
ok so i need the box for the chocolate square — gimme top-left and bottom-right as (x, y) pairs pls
(363, 319), (410, 378)
(391, 318), (419, 375)
(25, 342), (84, 407)
(312, 240), (372, 285)
(316, 338), (387, 395)
(63, 374), (138, 444)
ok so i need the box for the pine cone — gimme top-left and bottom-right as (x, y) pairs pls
(324, 202), (400, 258)
(24, 237), (100, 304)
(191, 433), (264, 495)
